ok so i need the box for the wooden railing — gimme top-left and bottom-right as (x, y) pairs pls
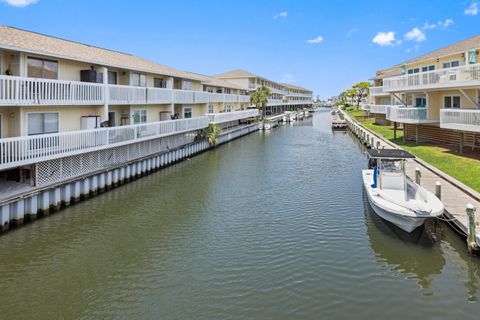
(440, 109), (480, 132)
(383, 63), (480, 91)
(207, 109), (259, 124)
(0, 116), (209, 170)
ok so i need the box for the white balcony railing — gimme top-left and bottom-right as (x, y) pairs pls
(440, 109), (480, 132)
(239, 95), (251, 103)
(0, 116), (209, 170)
(369, 104), (390, 114)
(207, 109), (259, 124)
(147, 87), (173, 104)
(0, 75), (104, 105)
(383, 63), (480, 91)
(386, 106), (438, 124)
(109, 85), (147, 104)
(369, 86), (389, 96)
(0, 75), (250, 106)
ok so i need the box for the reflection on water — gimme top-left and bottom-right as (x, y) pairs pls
(0, 108), (479, 319)
(363, 193), (445, 292)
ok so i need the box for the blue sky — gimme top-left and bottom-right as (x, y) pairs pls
(0, 0), (479, 99)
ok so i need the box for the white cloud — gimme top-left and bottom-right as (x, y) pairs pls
(307, 36), (323, 44)
(404, 27), (426, 42)
(346, 28), (358, 37)
(1, 0), (37, 7)
(372, 31), (399, 46)
(422, 19), (454, 30)
(406, 45), (421, 53)
(438, 19), (454, 28)
(465, 2), (479, 15)
(273, 11), (287, 19)
(422, 22), (436, 30)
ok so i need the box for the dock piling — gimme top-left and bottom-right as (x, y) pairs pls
(466, 203), (478, 254)
(435, 181), (441, 200)
(415, 168), (421, 185)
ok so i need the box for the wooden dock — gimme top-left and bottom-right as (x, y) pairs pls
(342, 111), (480, 252)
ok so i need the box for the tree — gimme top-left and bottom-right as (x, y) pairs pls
(250, 86), (272, 120)
(195, 123), (221, 146)
(345, 89), (357, 106)
(352, 81), (371, 109)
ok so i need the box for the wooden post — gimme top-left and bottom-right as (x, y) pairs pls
(460, 132), (464, 154)
(415, 167), (421, 184)
(415, 125), (419, 145)
(435, 181), (441, 200)
(403, 124), (406, 143)
(393, 122), (397, 140)
(466, 203), (478, 254)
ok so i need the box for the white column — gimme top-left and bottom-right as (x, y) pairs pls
(103, 67), (109, 122)
(19, 52), (26, 77)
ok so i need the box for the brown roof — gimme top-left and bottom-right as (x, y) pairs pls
(370, 67), (402, 80)
(183, 71), (248, 90)
(397, 34), (480, 66)
(216, 69), (312, 92)
(0, 25), (202, 80)
(279, 82), (312, 93)
(215, 69), (258, 79)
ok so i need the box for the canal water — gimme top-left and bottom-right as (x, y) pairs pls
(0, 109), (479, 319)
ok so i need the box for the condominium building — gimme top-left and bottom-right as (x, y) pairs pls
(0, 26), (261, 191)
(215, 69), (313, 115)
(368, 35), (480, 151)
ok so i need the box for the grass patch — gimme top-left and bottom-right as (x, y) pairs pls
(344, 107), (367, 118)
(360, 118), (480, 192)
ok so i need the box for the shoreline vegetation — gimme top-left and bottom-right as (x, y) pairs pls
(344, 107), (480, 193)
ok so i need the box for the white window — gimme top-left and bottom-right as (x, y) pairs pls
(28, 112), (59, 135)
(27, 57), (58, 79)
(407, 68), (420, 74)
(131, 73), (147, 87)
(132, 109), (147, 124)
(421, 65), (435, 72)
(225, 88), (231, 94)
(183, 107), (192, 118)
(442, 60), (460, 69)
(208, 105), (214, 113)
(444, 96), (461, 109)
(181, 80), (192, 91)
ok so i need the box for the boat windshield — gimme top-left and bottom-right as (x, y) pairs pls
(380, 159), (404, 173)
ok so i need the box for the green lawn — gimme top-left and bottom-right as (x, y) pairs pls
(344, 107), (367, 118)
(360, 118), (480, 192)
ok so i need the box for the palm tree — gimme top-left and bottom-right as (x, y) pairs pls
(195, 123), (221, 146)
(250, 86), (272, 120)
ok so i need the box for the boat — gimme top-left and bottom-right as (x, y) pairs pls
(331, 113), (347, 130)
(362, 149), (444, 233)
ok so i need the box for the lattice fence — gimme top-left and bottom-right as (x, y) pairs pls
(36, 132), (195, 186)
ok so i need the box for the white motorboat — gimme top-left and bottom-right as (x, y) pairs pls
(362, 149), (444, 233)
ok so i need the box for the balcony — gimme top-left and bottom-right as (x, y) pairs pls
(0, 75), (250, 106)
(383, 63), (480, 92)
(369, 104), (390, 114)
(440, 109), (480, 132)
(207, 109), (259, 124)
(0, 116), (209, 171)
(369, 86), (389, 96)
(386, 106), (438, 124)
